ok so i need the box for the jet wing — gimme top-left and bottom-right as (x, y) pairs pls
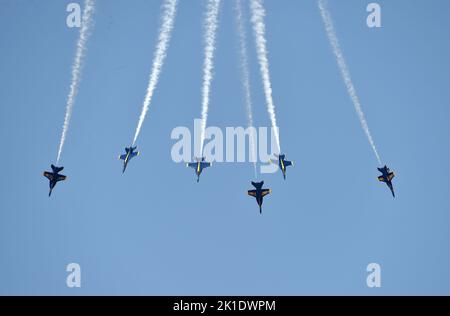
(284, 160), (292, 167)
(247, 190), (257, 197)
(119, 154), (127, 160)
(261, 189), (271, 197)
(187, 162), (198, 169)
(378, 176), (386, 182)
(56, 174), (67, 182)
(200, 162), (211, 169)
(388, 172), (395, 181)
(43, 172), (54, 181)
(130, 151), (139, 158)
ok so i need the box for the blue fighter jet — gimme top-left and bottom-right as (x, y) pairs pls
(119, 146), (140, 173)
(247, 181), (271, 213)
(43, 164), (67, 197)
(377, 165), (395, 197)
(186, 157), (211, 182)
(269, 153), (293, 179)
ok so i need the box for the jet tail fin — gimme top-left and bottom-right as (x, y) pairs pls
(251, 181), (263, 189)
(51, 165), (64, 173)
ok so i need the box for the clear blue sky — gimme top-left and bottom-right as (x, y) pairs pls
(1, 0), (450, 295)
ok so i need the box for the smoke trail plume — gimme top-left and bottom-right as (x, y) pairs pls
(199, 0), (221, 156)
(133, 0), (178, 145)
(236, 0), (257, 178)
(57, 0), (95, 163)
(318, 0), (382, 165)
(249, 0), (281, 154)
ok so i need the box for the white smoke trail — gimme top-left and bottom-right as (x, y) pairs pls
(236, 0), (257, 178)
(57, 0), (95, 163)
(249, 0), (281, 154)
(199, 0), (221, 156)
(132, 0), (178, 145)
(318, 0), (382, 165)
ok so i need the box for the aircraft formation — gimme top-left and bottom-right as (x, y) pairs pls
(43, 0), (396, 212)
(43, 148), (395, 213)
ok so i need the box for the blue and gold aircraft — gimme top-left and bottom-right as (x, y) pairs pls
(377, 165), (395, 197)
(43, 164), (67, 197)
(119, 146), (139, 173)
(247, 181), (271, 213)
(186, 157), (211, 182)
(270, 153), (293, 179)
